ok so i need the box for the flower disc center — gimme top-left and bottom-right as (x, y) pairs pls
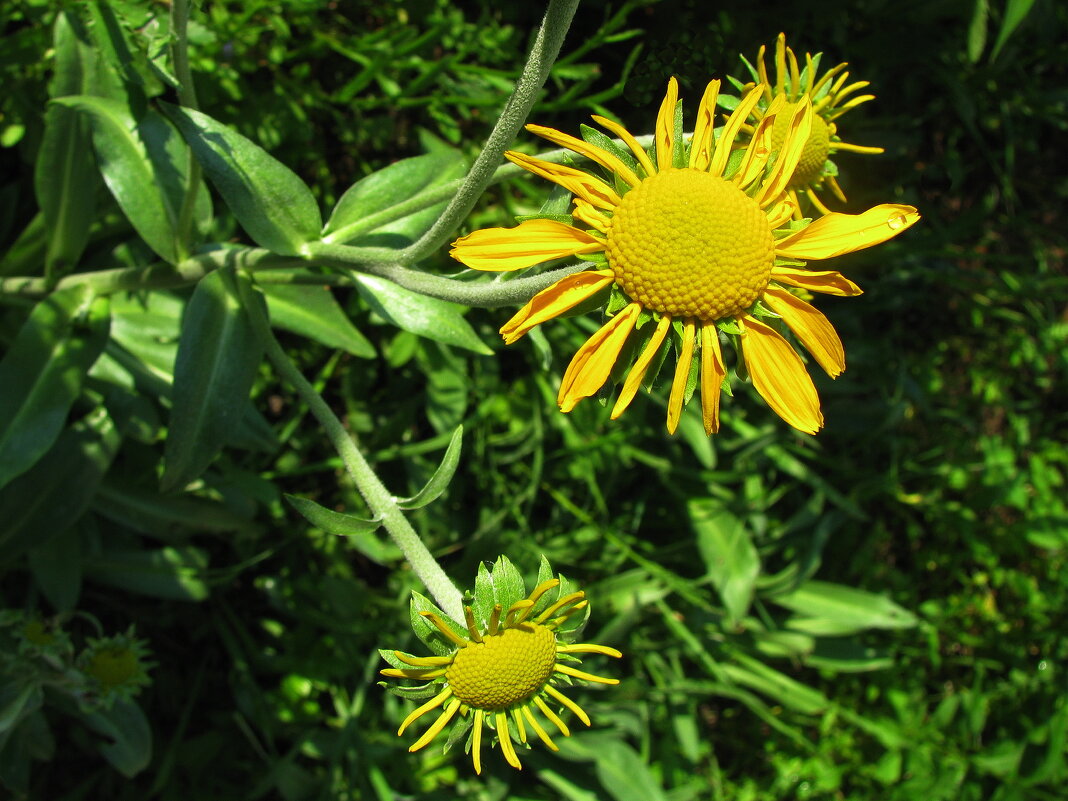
(606, 168), (774, 321)
(771, 102), (831, 188)
(446, 625), (557, 711)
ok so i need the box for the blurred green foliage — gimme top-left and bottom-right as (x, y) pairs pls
(0, 0), (1065, 799)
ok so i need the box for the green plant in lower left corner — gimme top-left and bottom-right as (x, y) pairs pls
(0, 611), (154, 793)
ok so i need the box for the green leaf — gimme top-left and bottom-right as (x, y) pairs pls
(162, 102), (321, 255)
(472, 561), (495, 629)
(991, 0), (1037, 60)
(488, 555), (527, 612)
(54, 97), (186, 263)
(323, 150), (466, 247)
(284, 494), (400, 565)
(162, 268), (263, 492)
(720, 652), (830, 714)
(395, 425), (463, 510)
(353, 274), (491, 355)
(0, 683), (42, 737)
(0, 287), (110, 490)
(82, 545), (210, 601)
(27, 526), (82, 614)
(0, 407), (119, 563)
(690, 499), (760, 625)
(772, 580), (918, 635)
(93, 479), (261, 540)
(967, 0), (989, 63)
(83, 700), (152, 778)
(261, 283), (375, 358)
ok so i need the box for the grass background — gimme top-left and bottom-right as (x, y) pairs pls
(1, 0), (1065, 798)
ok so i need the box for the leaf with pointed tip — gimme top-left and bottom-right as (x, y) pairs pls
(162, 102), (321, 255)
(395, 426), (463, 510)
(284, 494), (400, 565)
(262, 283), (374, 358)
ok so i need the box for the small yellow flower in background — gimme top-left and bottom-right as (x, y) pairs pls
(381, 557), (621, 774)
(451, 77), (919, 434)
(732, 32), (886, 216)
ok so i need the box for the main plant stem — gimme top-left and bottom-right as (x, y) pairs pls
(241, 281), (465, 620)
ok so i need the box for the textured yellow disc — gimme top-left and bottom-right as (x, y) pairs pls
(605, 168), (774, 321)
(771, 102), (830, 188)
(446, 625), (556, 710)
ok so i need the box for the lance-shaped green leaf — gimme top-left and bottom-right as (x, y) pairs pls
(394, 425), (463, 510)
(82, 545), (210, 601)
(353, 274), (491, 355)
(162, 268), (263, 492)
(0, 407), (120, 564)
(284, 494), (398, 565)
(35, 11), (101, 277)
(83, 700), (152, 778)
(162, 102), (321, 255)
(261, 283), (375, 358)
(93, 479), (261, 540)
(28, 526), (83, 614)
(690, 499), (760, 626)
(54, 97), (189, 263)
(322, 150), (466, 247)
(772, 580), (918, 635)
(0, 287), (110, 490)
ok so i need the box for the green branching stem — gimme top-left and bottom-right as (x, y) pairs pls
(397, 0), (580, 264)
(171, 0), (202, 260)
(240, 281), (465, 621)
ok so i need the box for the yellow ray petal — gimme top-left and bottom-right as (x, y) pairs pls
(667, 319), (696, 434)
(689, 79), (721, 170)
(397, 687), (453, 736)
(419, 611), (469, 647)
(771, 266), (863, 296)
(755, 97), (813, 207)
(558, 303), (641, 413)
(805, 187), (833, 216)
(393, 651), (454, 667)
(544, 685), (592, 727)
(472, 709), (485, 774)
(739, 316), (823, 435)
(774, 33), (788, 95)
(496, 711), (522, 769)
(831, 79), (872, 106)
(526, 124), (642, 188)
(380, 667), (447, 679)
(522, 705), (559, 751)
(763, 287), (846, 378)
(611, 314), (672, 420)
(536, 591), (586, 623)
(500, 269), (615, 345)
(505, 151), (621, 209)
(700, 323), (726, 435)
(591, 114), (656, 177)
(829, 140), (884, 155)
(557, 643), (624, 658)
(450, 219), (603, 272)
(810, 61), (848, 99)
(826, 174), (848, 204)
(655, 76), (679, 171)
(511, 707), (527, 744)
(408, 698), (461, 752)
(756, 45), (771, 103)
(732, 95), (781, 188)
(775, 204), (920, 260)
(826, 95), (876, 121)
(709, 85), (766, 178)
(555, 663), (620, 685)
(787, 44), (801, 97)
(534, 695), (570, 737)
(572, 199), (611, 233)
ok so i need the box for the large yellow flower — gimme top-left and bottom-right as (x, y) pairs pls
(381, 561), (620, 774)
(735, 32), (886, 216)
(451, 77), (919, 435)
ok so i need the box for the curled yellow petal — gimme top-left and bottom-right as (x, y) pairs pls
(755, 97), (813, 207)
(505, 151), (621, 209)
(699, 323), (726, 435)
(610, 314), (672, 420)
(589, 114), (656, 177)
(689, 79), (721, 171)
(775, 204), (920, 260)
(709, 85), (765, 178)
(558, 303), (641, 413)
(500, 269), (614, 345)
(763, 287), (846, 378)
(667, 318), (696, 434)
(450, 219), (603, 272)
(740, 316), (823, 435)
(655, 76), (679, 171)
(771, 266), (863, 296)
(526, 124), (642, 188)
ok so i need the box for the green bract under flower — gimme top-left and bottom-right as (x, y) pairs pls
(380, 556), (622, 774)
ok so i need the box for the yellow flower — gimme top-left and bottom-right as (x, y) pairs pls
(451, 77), (919, 434)
(736, 32), (886, 216)
(381, 562), (621, 774)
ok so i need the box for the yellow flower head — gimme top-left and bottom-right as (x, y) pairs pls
(380, 557), (621, 774)
(450, 77), (919, 435)
(734, 32), (886, 216)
